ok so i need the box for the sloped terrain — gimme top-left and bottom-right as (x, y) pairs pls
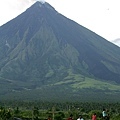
(0, 2), (120, 101)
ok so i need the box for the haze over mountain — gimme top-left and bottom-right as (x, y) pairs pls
(0, 1), (120, 101)
(112, 38), (120, 47)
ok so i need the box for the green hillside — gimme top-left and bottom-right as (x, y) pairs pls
(0, 1), (120, 101)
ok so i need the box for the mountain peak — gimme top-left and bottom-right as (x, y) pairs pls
(37, 0), (46, 4)
(32, 1), (55, 11)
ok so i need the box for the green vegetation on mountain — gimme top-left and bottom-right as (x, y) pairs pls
(0, 2), (120, 101)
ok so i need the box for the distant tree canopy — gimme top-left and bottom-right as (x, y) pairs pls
(0, 101), (120, 120)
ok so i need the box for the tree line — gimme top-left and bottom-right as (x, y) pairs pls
(0, 101), (120, 120)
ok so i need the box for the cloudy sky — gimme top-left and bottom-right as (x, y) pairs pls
(0, 0), (120, 42)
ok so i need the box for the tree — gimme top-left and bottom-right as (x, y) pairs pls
(33, 107), (39, 120)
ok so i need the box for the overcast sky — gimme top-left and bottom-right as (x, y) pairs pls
(0, 0), (120, 42)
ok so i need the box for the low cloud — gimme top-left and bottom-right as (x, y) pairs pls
(113, 38), (120, 42)
(31, 0), (46, 3)
(112, 38), (120, 47)
(0, 0), (34, 25)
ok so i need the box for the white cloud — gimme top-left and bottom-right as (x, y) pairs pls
(0, 0), (33, 25)
(34, 0), (46, 3)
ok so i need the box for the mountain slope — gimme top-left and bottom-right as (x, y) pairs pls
(0, 1), (120, 101)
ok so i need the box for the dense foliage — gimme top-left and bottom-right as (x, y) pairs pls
(0, 101), (120, 120)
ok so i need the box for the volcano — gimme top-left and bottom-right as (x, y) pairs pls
(0, 2), (120, 101)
